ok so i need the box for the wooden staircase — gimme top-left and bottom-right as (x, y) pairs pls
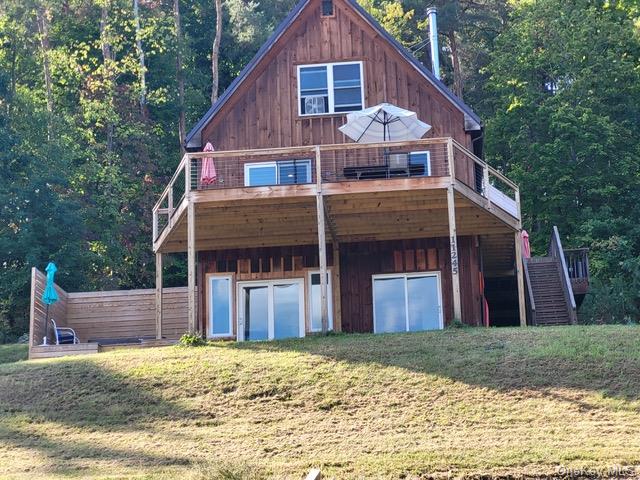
(525, 257), (574, 325)
(523, 226), (586, 326)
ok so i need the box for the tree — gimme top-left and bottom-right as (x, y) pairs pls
(174, 0), (186, 148)
(133, 0), (148, 118)
(483, 0), (640, 321)
(210, 0), (222, 104)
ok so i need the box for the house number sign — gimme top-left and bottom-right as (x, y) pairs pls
(450, 235), (459, 275)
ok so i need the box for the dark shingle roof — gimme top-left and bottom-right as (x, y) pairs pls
(185, 0), (481, 148)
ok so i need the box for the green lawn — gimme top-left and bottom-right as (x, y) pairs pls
(1, 326), (640, 479)
(0, 344), (28, 365)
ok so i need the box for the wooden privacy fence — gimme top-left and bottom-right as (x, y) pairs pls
(29, 268), (190, 358)
(29, 268), (69, 353)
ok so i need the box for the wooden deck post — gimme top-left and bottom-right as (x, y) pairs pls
(332, 241), (342, 332)
(446, 138), (462, 323)
(514, 231), (527, 327)
(315, 146), (329, 334)
(28, 267), (37, 352)
(447, 185), (462, 323)
(155, 252), (163, 339)
(187, 199), (197, 334)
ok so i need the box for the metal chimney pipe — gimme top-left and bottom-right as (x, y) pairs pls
(427, 7), (441, 80)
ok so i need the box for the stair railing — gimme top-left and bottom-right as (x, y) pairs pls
(522, 258), (537, 326)
(548, 226), (578, 324)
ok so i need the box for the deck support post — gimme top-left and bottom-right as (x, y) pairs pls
(155, 252), (163, 339)
(187, 199), (197, 334)
(315, 146), (329, 334)
(332, 241), (342, 332)
(514, 231), (527, 327)
(447, 185), (462, 323)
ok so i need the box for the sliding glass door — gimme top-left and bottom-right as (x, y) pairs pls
(238, 279), (305, 341)
(372, 273), (443, 334)
(243, 285), (270, 341)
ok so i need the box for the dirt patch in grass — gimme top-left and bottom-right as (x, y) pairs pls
(1, 326), (640, 479)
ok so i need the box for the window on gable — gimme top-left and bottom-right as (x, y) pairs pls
(298, 61), (364, 116)
(321, 0), (334, 16)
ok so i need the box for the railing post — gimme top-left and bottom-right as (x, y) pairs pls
(483, 165), (490, 202)
(515, 188), (522, 226)
(168, 188), (174, 228)
(315, 145), (322, 189)
(447, 137), (455, 182)
(155, 252), (163, 340)
(185, 154), (191, 195)
(152, 209), (158, 243)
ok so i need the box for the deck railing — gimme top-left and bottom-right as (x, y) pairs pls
(549, 226), (578, 324)
(152, 138), (520, 244)
(564, 248), (590, 295)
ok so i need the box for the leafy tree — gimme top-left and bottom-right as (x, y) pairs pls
(483, 0), (640, 321)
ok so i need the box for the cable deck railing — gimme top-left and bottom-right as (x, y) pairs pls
(152, 138), (521, 245)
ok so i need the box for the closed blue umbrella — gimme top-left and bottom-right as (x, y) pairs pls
(41, 262), (59, 345)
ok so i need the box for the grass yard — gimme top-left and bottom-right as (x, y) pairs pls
(1, 326), (640, 479)
(0, 344), (28, 365)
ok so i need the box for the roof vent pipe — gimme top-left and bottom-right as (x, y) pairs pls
(427, 7), (441, 80)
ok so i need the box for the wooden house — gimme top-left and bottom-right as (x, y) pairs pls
(152, 0), (527, 340)
(149, 0), (533, 341)
(27, 0), (591, 359)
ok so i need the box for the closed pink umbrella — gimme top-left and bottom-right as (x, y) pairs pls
(521, 230), (531, 259)
(199, 142), (217, 187)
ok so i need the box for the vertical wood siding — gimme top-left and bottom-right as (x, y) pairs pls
(339, 237), (481, 333)
(199, 236), (482, 335)
(200, 0), (476, 185)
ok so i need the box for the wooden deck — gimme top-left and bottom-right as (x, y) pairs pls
(28, 268), (190, 360)
(152, 137), (525, 334)
(153, 138), (521, 254)
(30, 343), (100, 360)
(29, 340), (178, 360)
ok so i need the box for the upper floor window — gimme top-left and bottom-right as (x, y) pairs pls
(298, 61), (364, 116)
(321, 0), (334, 16)
(244, 159), (312, 187)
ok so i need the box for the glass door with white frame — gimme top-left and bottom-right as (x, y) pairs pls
(208, 275), (233, 338)
(308, 271), (333, 332)
(372, 273), (443, 334)
(238, 279), (305, 341)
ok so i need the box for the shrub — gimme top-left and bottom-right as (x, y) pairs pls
(0, 317), (21, 344)
(448, 319), (469, 329)
(178, 332), (207, 347)
(579, 276), (639, 324)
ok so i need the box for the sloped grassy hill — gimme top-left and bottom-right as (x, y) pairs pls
(1, 326), (640, 479)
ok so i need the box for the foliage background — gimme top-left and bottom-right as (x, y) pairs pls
(0, 0), (638, 339)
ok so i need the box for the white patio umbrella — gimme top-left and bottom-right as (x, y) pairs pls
(338, 103), (431, 143)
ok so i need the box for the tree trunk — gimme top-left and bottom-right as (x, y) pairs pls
(100, 3), (115, 153)
(447, 31), (464, 99)
(210, 0), (222, 104)
(133, 0), (148, 119)
(174, 0), (186, 150)
(36, 4), (54, 116)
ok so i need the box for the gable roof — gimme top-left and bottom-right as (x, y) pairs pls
(185, 0), (482, 149)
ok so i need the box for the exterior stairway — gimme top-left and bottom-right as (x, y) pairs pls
(525, 257), (574, 325)
(523, 226), (587, 326)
